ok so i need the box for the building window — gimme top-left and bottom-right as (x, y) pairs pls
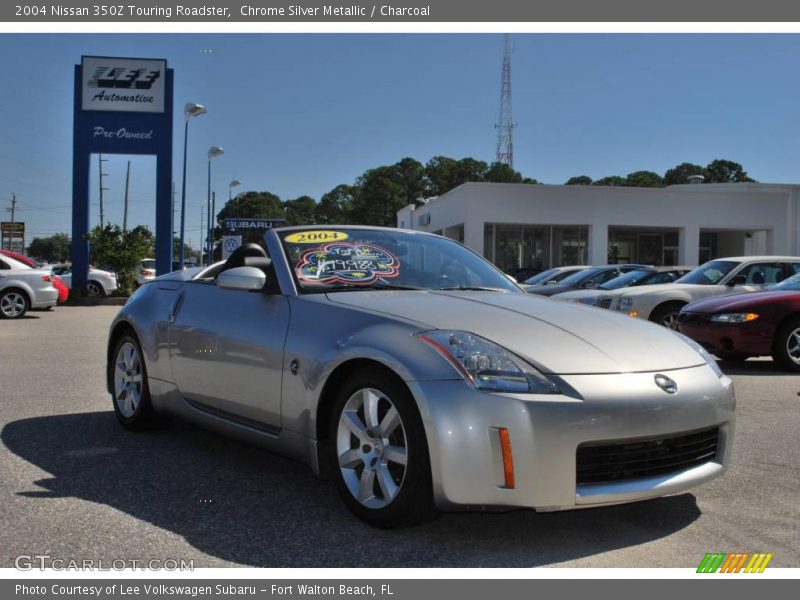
(553, 226), (588, 266)
(608, 227), (681, 266)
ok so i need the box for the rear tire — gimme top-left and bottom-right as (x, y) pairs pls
(649, 302), (685, 329)
(87, 281), (104, 297)
(110, 334), (164, 430)
(0, 289), (30, 319)
(714, 351), (748, 362)
(772, 317), (800, 372)
(328, 366), (438, 528)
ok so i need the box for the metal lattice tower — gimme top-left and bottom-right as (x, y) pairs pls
(495, 34), (515, 168)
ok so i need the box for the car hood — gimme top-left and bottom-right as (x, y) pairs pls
(685, 290), (800, 313)
(326, 291), (705, 375)
(550, 289), (601, 301)
(616, 282), (711, 298)
(523, 283), (578, 297)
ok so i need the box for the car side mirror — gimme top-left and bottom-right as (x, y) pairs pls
(582, 281), (597, 289)
(727, 274), (747, 286)
(217, 266), (267, 291)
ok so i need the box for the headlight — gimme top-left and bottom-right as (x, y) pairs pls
(617, 297), (633, 311)
(672, 331), (724, 379)
(710, 312), (759, 323)
(416, 330), (559, 394)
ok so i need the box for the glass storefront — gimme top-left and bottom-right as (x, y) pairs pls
(608, 227), (681, 266)
(484, 224), (587, 273)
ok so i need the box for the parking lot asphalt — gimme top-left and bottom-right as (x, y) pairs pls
(0, 306), (798, 568)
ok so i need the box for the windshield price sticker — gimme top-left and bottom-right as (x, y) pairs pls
(285, 230), (350, 244)
(296, 243), (399, 284)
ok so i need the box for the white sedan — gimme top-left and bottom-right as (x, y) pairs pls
(0, 255), (59, 319)
(54, 266), (118, 297)
(610, 256), (800, 327)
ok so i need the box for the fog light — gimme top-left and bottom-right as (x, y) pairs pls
(628, 311), (639, 318)
(498, 428), (515, 489)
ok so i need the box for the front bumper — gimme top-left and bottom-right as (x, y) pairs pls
(408, 364), (734, 511)
(678, 317), (772, 356)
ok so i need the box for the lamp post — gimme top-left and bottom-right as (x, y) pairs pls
(229, 179), (241, 203)
(206, 146), (224, 265)
(179, 102), (207, 268)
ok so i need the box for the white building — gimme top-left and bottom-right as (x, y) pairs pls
(396, 182), (800, 273)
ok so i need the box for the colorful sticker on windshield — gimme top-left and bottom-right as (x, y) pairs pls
(285, 230), (349, 244)
(296, 243), (400, 284)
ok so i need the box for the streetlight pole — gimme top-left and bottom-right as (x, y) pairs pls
(179, 102), (207, 268)
(206, 146), (224, 266)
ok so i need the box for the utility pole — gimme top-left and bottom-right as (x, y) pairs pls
(98, 154), (109, 225)
(172, 181), (176, 237)
(495, 33), (516, 168)
(199, 204), (204, 266)
(9, 192), (16, 221)
(123, 161), (131, 231)
(210, 191), (216, 263)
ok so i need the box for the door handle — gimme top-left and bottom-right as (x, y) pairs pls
(168, 293), (184, 323)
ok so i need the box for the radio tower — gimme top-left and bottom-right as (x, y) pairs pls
(495, 33), (515, 168)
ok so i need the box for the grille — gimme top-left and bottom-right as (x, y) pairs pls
(593, 295), (613, 310)
(677, 312), (707, 324)
(576, 427), (719, 485)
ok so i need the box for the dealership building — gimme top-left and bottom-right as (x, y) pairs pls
(396, 182), (800, 273)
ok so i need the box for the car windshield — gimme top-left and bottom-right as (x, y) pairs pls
(599, 269), (654, 290)
(278, 228), (520, 294)
(772, 272), (800, 291)
(558, 267), (602, 286)
(523, 268), (559, 285)
(675, 260), (739, 285)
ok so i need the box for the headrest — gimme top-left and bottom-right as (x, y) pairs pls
(222, 243), (271, 272)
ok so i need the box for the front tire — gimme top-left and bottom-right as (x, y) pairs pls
(111, 334), (162, 429)
(772, 317), (800, 372)
(650, 302), (685, 329)
(0, 289), (30, 319)
(87, 281), (104, 297)
(328, 367), (437, 528)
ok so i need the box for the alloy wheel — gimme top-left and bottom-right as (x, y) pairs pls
(661, 312), (679, 329)
(0, 292), (26, 318)
(114, 342), (143, 418)
(336, 387), (408, 509)
(786, 327), (800, 365)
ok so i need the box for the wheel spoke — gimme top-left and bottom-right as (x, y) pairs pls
(383, 445), (407, 466)
(376, 464), (399, 501)
(341, 410), (368, 441)
(338, 448), (362, 469)
(378, 406), (401, 438)
(363, 389), (381, 430)
(130, 388), (140, 411)
(131, 373), (143, 384)
(357, 468), (376, 503)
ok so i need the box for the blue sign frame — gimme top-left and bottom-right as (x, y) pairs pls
(71, 56), (174, 291)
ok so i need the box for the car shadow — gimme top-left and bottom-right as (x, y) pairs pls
(2, 412), (701, 567)
(717, 359), (792, 377)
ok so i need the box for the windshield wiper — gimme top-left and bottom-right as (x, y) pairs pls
(323, 283), (425, 292)
(435, 286), (510, 292)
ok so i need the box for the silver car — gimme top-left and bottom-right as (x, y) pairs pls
(106, 226), (735, 528)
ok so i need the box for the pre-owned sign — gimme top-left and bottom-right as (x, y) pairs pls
(81, 56), (166, 113)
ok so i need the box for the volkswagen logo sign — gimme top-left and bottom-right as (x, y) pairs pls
(654, 374), (678, 394)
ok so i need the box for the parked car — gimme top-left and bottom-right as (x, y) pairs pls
(612, 256), (800, 328)
(0, 250), (68, 303)
(523, 264), (648, 297)
(135, 259), (157, 288)
(0, 255), (60, 318)
(678, 272), (800, 370)
(107, 226), (734, 528)
(54, 265), (118, 297)
(520, 265), (590, 286)
(554, 266), (694, 306)
(510, 267), (541, 282)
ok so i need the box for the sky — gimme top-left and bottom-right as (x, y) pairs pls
(2, 33), (800, 251)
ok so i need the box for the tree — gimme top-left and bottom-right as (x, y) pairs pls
(624, 170), (664, 187)
(316, 184), (355, 224)
(566, 175), (593, 185)
(350, 165), (409, 227)
(27, 233), (71, 262)
(86, 224), (153, 295)
(705, 159), (755, 183)
(215, 191), (286, 245)
(283, 195), (318, 226)
(663, 162), (705, 185)
(484, 162), (524, 183)
(592, 176), (627, 186)
(173, 236), (194, 262)
(424, 156), (488, 196)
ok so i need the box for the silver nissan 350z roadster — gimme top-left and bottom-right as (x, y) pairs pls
(107, 225), (735, 527)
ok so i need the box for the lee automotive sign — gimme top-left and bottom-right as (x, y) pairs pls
(81, 56), (166, 113)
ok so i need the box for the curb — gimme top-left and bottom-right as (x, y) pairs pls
(64, 296), (128, 307)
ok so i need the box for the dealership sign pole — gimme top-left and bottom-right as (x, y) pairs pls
(71, 56), (174, 290)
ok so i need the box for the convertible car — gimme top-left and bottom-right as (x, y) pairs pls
(107, 226), (735, 527)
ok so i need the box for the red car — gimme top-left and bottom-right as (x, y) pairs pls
(677, 272), (800, 371)
(0, 250), (69, 304)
